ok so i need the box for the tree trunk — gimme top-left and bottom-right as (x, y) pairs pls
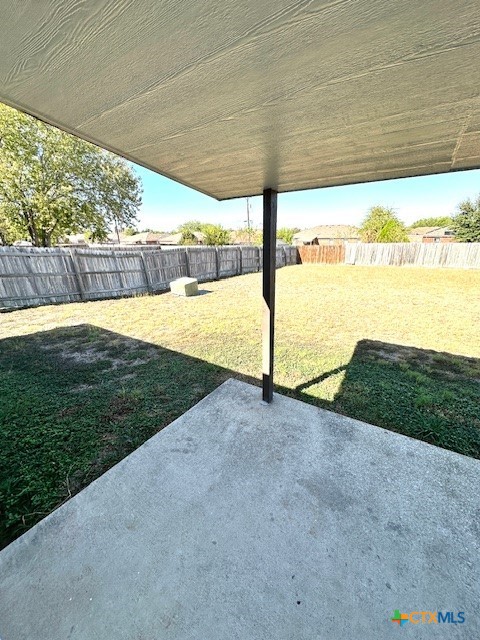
(24, 208), (40, 246)
(27, 223), (39, 247)
(40, 229), (52, 247)
(0, 229), (9, 246)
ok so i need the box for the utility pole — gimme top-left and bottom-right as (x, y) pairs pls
(246, 197), (251, 230)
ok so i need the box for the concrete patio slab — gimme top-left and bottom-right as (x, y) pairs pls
(1, 379), (478, 639)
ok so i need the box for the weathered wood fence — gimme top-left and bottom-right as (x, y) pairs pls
(0, 245), (297, 310)
(345, 242), (480, 268)
(297, 245), (345, 264)
(297, 242), (480, 269)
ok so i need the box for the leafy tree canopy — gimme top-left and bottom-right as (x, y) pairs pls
(0, 103), (142, 246)
(360, 206), (409, 243)
(409, 216), (452, 229)
(177, 220), (230, 246)
(177, 220), (203, 235)
(277, 227), (300, 244)
(234, 227), (262, 246)
(451, 195), (480, 242)
(123, 227), (138, 236)
(201, 223), (230, 246)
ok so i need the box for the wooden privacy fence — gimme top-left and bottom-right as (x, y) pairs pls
(297, 245), (345, 264)
(345, 242), (480, 268)
(0, 245), (298, 310)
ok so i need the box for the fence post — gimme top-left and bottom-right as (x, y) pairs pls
(138, 250), (153, 293)
(215, 247), (220, 279)
(69, 249), (86, 300)
(185, 248), (191, 277)
(238, 247), (243, 275)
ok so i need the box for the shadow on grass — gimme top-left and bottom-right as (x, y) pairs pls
(331, 340), (479, 459)
(1, 327), (479, 548)
(0, 324), (255, 548)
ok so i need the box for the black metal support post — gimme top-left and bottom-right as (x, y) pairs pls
(262, 188), (277, 403)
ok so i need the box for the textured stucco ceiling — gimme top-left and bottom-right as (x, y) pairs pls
(1, 0), (480, 200)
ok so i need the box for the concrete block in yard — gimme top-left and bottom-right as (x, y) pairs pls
(170, 277), (199, 297)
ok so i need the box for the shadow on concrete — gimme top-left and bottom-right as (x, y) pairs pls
(1, 328), (479, 547)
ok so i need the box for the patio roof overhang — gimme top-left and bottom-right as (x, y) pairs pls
(2, 0), (480, 402)
(1, 0), (480, 201)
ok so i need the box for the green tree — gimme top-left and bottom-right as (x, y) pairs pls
(177, 221), (201, 245)
(201, 223), (230, 246)
(277, 227), (300, 244)
(234, 227), (262, 245)
(0, 202), (25, 244)
(177, 220), (230, 245)
(0, 104), (142, 247)
(451, 195), (480, 242)
(360, 206), (409, 243)
(409, 216), (452, 229)
(177, 220), (203, 235)
(179, 231), (196, 245)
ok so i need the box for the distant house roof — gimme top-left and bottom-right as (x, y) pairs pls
(121, 232), (166, 245)
(423, 227), (455, 238)
(159, 231), (206, 245)
(106, 232), (125, 243)
(192, 231), (206, 243)
(293, 225), (359, 244)
(61, 234), (88, 245)
(159, 232), (183, 245)
(408, 226), (440, 236)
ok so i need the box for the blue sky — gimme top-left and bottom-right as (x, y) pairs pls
(134, 165), (480, 232)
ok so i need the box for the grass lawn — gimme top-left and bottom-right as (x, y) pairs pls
(1, 264), (479, 547)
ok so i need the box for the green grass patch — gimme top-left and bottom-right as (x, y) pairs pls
(0, 326), (231, 547)
(1, 264), (479, 547)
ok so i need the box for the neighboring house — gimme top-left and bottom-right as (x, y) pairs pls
(158, 232), (183, 245)
(293, 225), (359, 246)
(407, 226), (441, 242)
(121, 232), (166, 245)
(106, 232), (127, 244)
(422, 227), (456, 243)
(61, 232), (131, 246)
(159, 231), (205, 245)
(59, 233), (88, 246)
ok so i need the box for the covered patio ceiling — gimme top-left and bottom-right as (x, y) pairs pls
(1, 0), (480, 200)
